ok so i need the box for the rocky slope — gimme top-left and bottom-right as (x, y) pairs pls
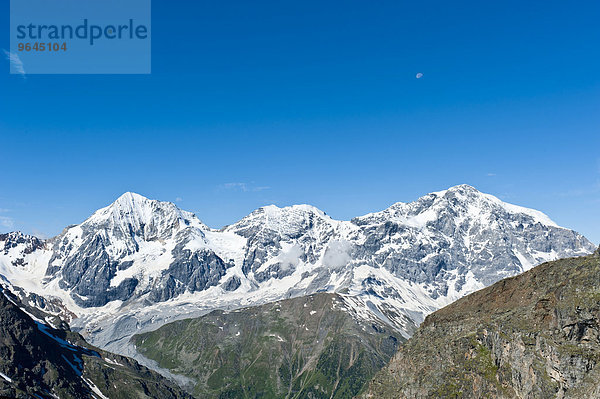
(131, 292), (403, 399)
(360, 248), (600, 399)
(0, 185), (594, 355)
(0, 284), (192, 399)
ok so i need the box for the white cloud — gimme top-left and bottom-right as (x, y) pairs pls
(277, 244), (304, 271)
(175, 197), (183, 202)
(3, 50), (26, 76)
(323, 240), (352, 269)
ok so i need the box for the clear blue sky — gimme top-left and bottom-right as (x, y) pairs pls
(1, 0), (599, 244)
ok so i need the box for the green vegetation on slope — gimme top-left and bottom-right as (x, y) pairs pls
(132, 292), (403, 398)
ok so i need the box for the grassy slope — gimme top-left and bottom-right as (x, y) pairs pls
(132, 292), (403, 398)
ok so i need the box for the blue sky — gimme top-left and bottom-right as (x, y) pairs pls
(1, 0), (599, 243)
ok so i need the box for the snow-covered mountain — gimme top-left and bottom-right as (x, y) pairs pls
(0, 185), (595, 356)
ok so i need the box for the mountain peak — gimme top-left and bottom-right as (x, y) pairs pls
(93, 192), (165, 223)
(103, 192), (155, 216)
(376, 184), (482, 211)
(261, 204), (329, 218)
(355, 184), (560, 230)
(445, 183), (479, 194)
(426, 184), (484, 200)
(114, 191), (149, 204)
(225, 203), (334, 238)
(425, 184), (558, 227)
(79, 192), (207, 240)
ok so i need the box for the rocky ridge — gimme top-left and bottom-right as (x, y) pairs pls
(360, 249), (600, 399)
(0, 282), (192, 399)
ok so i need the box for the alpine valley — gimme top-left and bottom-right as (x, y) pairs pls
(0, 184), (595, 397)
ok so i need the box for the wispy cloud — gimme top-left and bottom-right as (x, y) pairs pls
(3, 50), (26, 76)
(555, 189), (588, 198)
(496, 192), (516, 201)
(222, 182), (249, 191)
(555, 181), (600, 198)
(31, 228), (49, 239)
(0, 208), (13, 229)
(219, 182), (270, 192)
(0, 216), (14, 229)
(486, 173), (497, 177)
(175, 197), (183, 202)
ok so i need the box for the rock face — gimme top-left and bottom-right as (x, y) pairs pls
(45, 192), (229, 308)
(0, 185), (595, 353)
(131, 292), (403, 399)
(0, 232), (44, 268)
(0, 285), (192, 399)
(360, 252), (600, 399)
(350, 185), (588, 295)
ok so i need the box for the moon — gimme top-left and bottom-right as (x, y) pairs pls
(416, 72), (423, 79)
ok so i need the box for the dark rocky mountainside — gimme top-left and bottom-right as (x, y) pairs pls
(131, 292), (403, 399)
(360, 249), (600, 399)
(0, 285), (192, 399)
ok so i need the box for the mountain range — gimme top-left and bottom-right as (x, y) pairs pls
(0, 184), (595, 390)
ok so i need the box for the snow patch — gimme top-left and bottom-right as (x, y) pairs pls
(0, 371), (12, 383)
(82, 377), (109, 399)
